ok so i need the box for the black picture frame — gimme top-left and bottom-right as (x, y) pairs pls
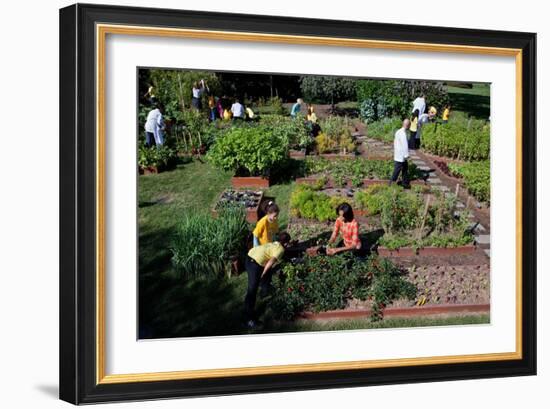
(59, 3), (536, 405)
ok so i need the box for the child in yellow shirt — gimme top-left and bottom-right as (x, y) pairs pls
(409, 110), (419, 150)
(244, 231), (291, 327)
(442, 105), (451, 123)
(252, 202), (280, 247)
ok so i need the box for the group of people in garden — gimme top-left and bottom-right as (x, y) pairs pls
(243, 198), (364, 328)
(242, 94), (450, 328)
(390, 95), (450, 188)
(142, 83), (450, 329)
(143, 79), (260, 148)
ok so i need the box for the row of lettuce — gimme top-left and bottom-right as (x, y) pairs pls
(170, 205), (417, 321)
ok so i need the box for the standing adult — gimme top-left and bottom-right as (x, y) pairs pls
(144, 104), (165, 147)
(290, 98), (304, 118)
(390, 118), (411, 188)
(191, 79), (208, 111)
(208, 95), (217, 121)
(411, 94), (426, 116)
(230, 98), (246, 120)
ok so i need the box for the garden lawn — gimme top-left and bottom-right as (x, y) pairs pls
(255, 314), (490, 334)
(139, 159), (235, 337)
(139, 159), (299, 338)
(446, 83), (490, 119)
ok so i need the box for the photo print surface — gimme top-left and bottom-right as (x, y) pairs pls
(137, 68), (491, 339)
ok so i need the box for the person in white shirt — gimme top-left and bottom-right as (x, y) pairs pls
(144, 105), (165, 146)
(390, 119), (411, 188)
(191, 79), (208, 111)
(231, 98), (245, 120)
(412, 94), (426, 116)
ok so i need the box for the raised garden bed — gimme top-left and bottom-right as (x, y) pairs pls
(212, 189), (264, 223)
(298, 303), (489, 320)
(378, 244), (476, 257)
(309, 152), (357, 160)
(289, 149), (306, 159)
(296, 176), (427, 189)
(231, 176), (270, 188)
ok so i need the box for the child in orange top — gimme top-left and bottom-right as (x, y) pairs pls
(252, 202), (280, 247)
(327, 203), (362, 255)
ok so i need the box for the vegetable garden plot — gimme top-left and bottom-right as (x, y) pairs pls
(296, 157), (427, 189)
(287, 184), (477, 251)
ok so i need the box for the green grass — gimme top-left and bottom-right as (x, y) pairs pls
(446, 83), (490, 119)
(264, 182), (295, 229)
(261, 314), (490, 334)
(138, 159), (233, 336)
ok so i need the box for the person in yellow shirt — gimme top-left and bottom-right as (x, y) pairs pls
(409, 109), (419, 150)
(252, 202), (280, 247)
(442, 104), (451, 123)
(307, 104), (318, 123)
(223, 108), (232, 121)
(244, 232), (291, 328)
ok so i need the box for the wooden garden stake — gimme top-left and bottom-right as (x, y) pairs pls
(455, 183), (460, 197)
(417, 196), (431, 240)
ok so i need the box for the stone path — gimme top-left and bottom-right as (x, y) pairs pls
(357, 132), (490, 260)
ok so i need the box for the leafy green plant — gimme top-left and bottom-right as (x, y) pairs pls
(170, 206), (249, 280)
(261, 115), (312, 150)
(379, 186), (422, 234)
(448, 160), (490, 203)
(365, 116), (403, 142)
(304, 158), (423, 182)
(206, 125), (289, 176)
(421, 116), (490, 161)
(289, 185), (346, 222)
(315, 116), (355, 154)
(270, 254), (417, 322)
(138, 145), (177, 169)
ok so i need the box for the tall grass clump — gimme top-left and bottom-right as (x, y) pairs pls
(171, 206), (249, 280)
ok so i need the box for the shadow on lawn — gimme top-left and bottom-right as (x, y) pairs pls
(448, 92), (490, 119)
(140, 276), (249, 339)
(139, 226), (249, 339)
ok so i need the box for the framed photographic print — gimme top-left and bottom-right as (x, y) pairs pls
(59, 3), (537, 405)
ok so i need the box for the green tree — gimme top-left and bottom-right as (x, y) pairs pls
(299, 76), (357, 110)
(356, 79), (449, 121)
(144, 69), (220, 118)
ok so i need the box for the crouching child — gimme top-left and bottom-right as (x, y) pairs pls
(244, 231), (291, 328)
